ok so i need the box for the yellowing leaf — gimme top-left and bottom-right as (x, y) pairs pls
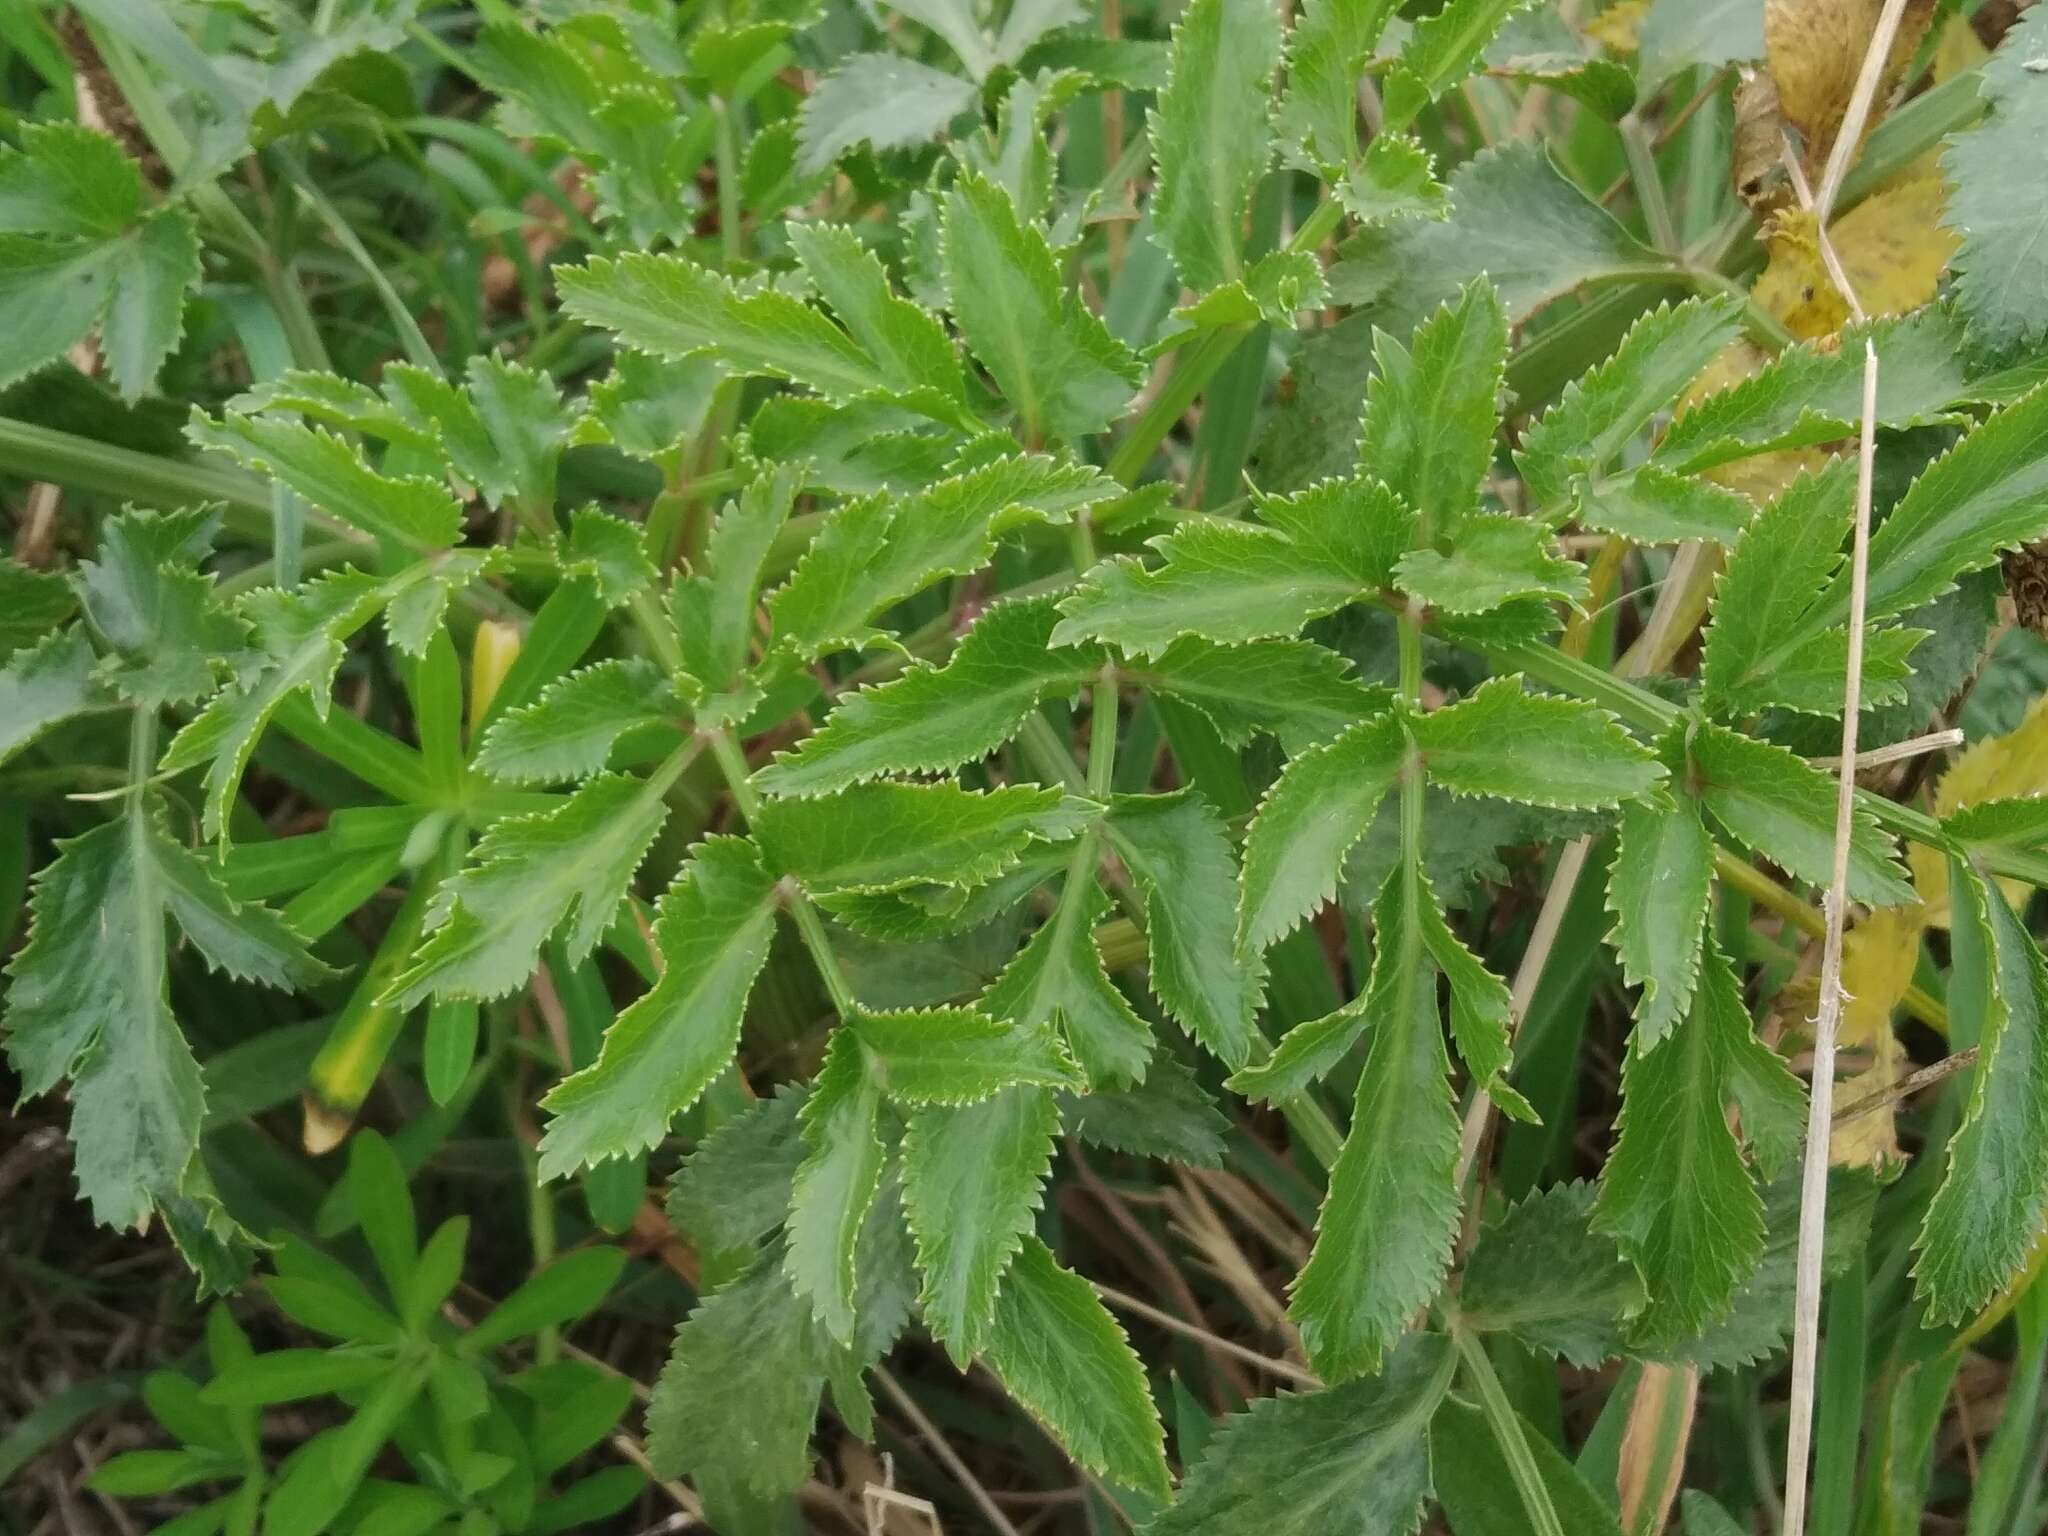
(1750, 175), (1959, 340)
(1830, 904), (1923, 1168)
(1910, 692), (2048, 925)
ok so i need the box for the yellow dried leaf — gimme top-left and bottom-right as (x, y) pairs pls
(1585, 0), (1650, 54)
(1766, 0), (1935, 180)
(1911, 692), (2048, 925)
(1830, 904), (1924, 1168)
(1750, 174), (1959, 340)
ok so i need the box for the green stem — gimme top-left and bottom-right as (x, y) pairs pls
(1087, 669), (1119, 800)
(1019, 711), (1088, 793)
(1620, 116), (1679, 255)
(0, 416), (288, 532)
(705, 729), (862, 1019)
(1104, 194), (1348, 487)
(1454, 1328), (1567, 1536)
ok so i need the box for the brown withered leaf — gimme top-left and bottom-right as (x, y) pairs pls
(1764, 0), (1935, 181)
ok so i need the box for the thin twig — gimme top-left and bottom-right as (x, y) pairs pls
(1832, 1047), (1980, 1126)
(1092, 1282), (1321, 1388)
(1782, 5), (1914, 1517)
(873, 1368), (1025, 1536)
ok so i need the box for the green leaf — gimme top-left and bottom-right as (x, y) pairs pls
(0, 126), (198, 399)
(985, 1236), (1171, 1500)
(388, 771), (674, 1006)
(0, 238), (118, 392)
(854, 1007), (1082, 1104)
(0, 559), (77, 661)
(784, 1029), (888, 1342)
(798, 53), (977, 175)
(1417, 884), (1535, 1121)
(904, 1085), (1059, 1361)
(1805, 384), (2048, 637)
(1148, 0), (1282, 293)
(1411, 678), (1663, 809)
(1516, 298), (1746, 512)
(759, 597), (1098, 795)
(157, 570), (391, 842)
(0, 122), (143, 237)
(557, 507), (654, 607)
(186, 415), (463, 552)
(1942, 9), (2048, 355)
(1053, 479), (1410, 656)
(1431, 1395), (1626, 1536)
(1336, 132), (1449, 222)
(769, 454), (1119, 657)
(673, 461), (802, 692)
(475, 659), (684, 785)
(383, 355), (580, 513)
(347, 1129), (416, 1296)
(0, 628), (104, 768)
(1279, 0), (1401, 172)
(1359, 278), (1505, 536)
(1460, 1182), (1641, 1367)
(1946, 796), (2048, 850)
(73, 507), (246, 709)
(1393, 515), (1588, 614)
(1607, 794), (1715, 1049)
(1700, 459), (1849, 714)
(1132, 637), (1389, 756)
(1238, 711), (1405, 953)
(983, 876), (1154, 1088)
(101, 210), (200, 403)
(1687, 722), (1913, 906)
(754, 781), (1077, 894)
(1573, 467), (1757, 546)
(1288, 864), (1458, 1380)
(1915, 858), (2048, 1322)
(646, 1252), (827, 1494)
(1104, 791), (1262, 1069)
(940, 171), (1142, 441)
(1678, 1165), (1876, 1370)
(1592, 941), (1770, 1348)
(1330, 142), (1653, 341)
(558, 252), (927, 413)
(1383, 0), (1532, 130)
(667, 1087), (807, 1263)
(1059, 1051), (1231, 1166)
(464, 1246), (627, 1353)
(786, 221), (966, 404)
(583, 352), (720, 462)
(4, 813), (322, 1233)
(538, 838), (782, 1179)
(1483, 9), (1636, 120)
(1655, 308), (1980, 475)
(1147, 1333), (1452, 1536)
(1637, 0), (1763, 90)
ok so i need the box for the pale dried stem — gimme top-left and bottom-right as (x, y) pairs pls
(1780, 0), (1912, 1499)
(1092, 1281), (1320, 1388)
(1808, 726), (1963, 772)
